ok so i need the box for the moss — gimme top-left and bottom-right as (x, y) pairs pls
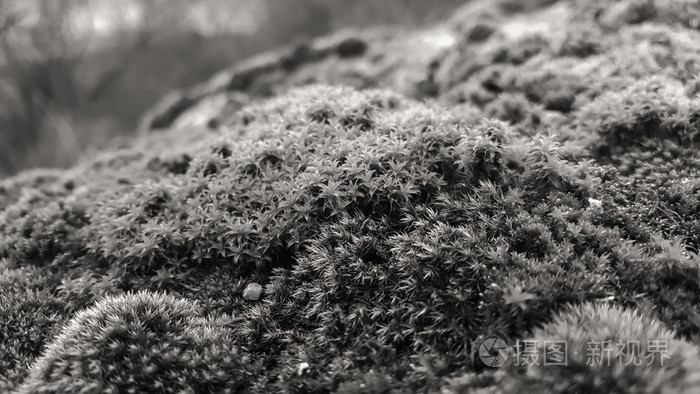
(445, 303), (700, 393)
(18, 291), (249, 394)
(484, 93), (541, 131)
(3, 0), (700, 392)
(558, 24), (604, 58)
(576, 77), (700, 155)
(0, 262), (67, 392)
(512, 303), (700, 393)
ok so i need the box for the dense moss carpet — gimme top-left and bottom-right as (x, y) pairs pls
(1, 0), (700, 392)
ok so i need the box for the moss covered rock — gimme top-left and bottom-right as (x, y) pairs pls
(2, 0), (700, 392)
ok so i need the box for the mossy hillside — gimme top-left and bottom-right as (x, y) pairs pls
(1, 0), (700, 392)
(2, 83), (700, 391)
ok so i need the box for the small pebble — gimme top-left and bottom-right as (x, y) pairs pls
(243, 283), (263, 301)
(588, 198), (602, 208)
(297, 362), (310, 376)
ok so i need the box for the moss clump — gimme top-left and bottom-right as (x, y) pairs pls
(444, 303), (700, 393)
(576, 78), (700, 155)
(516, 303), (700, 393)
(17, 291), (249, 394)
(484, 92), (541, 132)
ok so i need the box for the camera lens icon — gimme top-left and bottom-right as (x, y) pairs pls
(479, 337), (509, 368)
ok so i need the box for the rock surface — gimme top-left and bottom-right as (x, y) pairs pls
(242, 283), (263, 301)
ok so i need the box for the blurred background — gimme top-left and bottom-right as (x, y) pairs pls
(0, 0), (467, 178)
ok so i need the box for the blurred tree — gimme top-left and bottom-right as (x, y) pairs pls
(0, 0), (81, 172)
(0, 0), (190, 175)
